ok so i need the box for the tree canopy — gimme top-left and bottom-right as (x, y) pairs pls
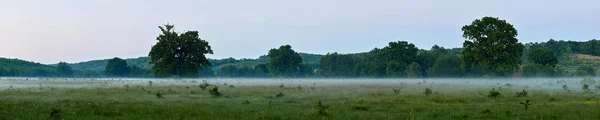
(267, 45), (303, 77)
(461, 17), (524, 77)
(105, 57), (130, 77)
(56, 62), (73, 77)
(428, 55), (463, 77)
(378, 41), (418, 77)
(149, 24), (213, 78)
(527, 47), (558, 67)
(318, 52), (357, 77)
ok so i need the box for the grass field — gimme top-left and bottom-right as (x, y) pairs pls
(1, 78), (600, 119)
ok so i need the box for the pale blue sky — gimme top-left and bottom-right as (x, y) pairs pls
(0, 0), (598, 64)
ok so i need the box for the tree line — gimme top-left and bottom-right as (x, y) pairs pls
(0, 16), (597, 78)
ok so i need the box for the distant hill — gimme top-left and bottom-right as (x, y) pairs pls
(68, 53), (323, 73)
(68, 57), (151, 72)
(0, 58), (57, 76)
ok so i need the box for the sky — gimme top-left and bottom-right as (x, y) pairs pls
(0, 0), (599, 64)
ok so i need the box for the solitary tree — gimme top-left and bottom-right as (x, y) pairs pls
(56, 62), (73, 77)
(105, 57), (130, 77)
(267, 45), (302, 77)
(461, 17), (524, 77)
(149, 24), (213, 78)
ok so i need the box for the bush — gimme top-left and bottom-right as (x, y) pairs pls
(199, 82), (210, 90)
(520, 100), (532, 110)
(424, 88), (433, 96)
(275, 92), (285, 98)
(487, 88), (501, 98)
(393, 87), (403, 94)
(209, 87), (221, 97)
(50, 108), (61, 119)
(155, 92), (164, 98)
(316, 100), (329, 116)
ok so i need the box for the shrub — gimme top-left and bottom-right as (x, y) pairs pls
(353, 106), (369, 111)
(487, 88), (501, 98)
(155, 92), (164, 98)
(481, 109), (491, 114)
(50, 108), (61, 119)
(242, 100), (251, 104)
(275, 92), (285, 98)
(516, 89), (528, 97)
(520, 100), (532, 110)
(279, 84), (285, 88)
(393, 88), (401, 94)
(199, 82), (210, 90)
(209, 87), (221, 97)
(583, 84), (590, 92)
(297, 85), (303, 90)
(424, 88), (433, 95)
(316, 100), (329, 116)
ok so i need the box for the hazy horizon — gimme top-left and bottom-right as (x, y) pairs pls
(1, 0), (599, 64)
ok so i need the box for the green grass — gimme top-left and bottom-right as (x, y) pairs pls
(1, 83), (600, 119)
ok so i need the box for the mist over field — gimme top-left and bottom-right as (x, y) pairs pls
(2, 0), (600, 119)
(2, 77), (600, 92)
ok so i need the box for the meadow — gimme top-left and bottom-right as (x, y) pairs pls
(0, 78), (599, 119)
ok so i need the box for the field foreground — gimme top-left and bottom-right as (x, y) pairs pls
(1, 78), (600, 119)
